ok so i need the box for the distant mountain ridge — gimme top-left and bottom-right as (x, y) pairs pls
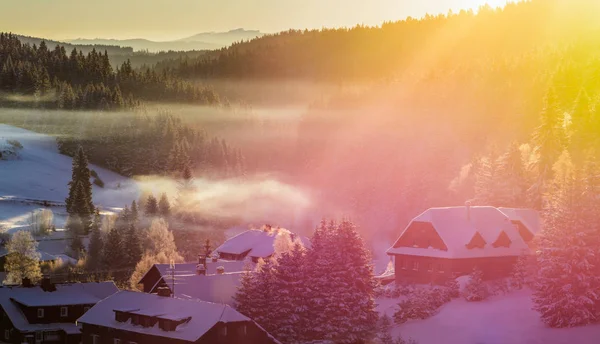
(13, 34), (133, 55)
(67, 29), (264, 53)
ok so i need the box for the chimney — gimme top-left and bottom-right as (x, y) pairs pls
(465, 201), (472, 221)
(263, 224), (272, 232)
(41, 276), (56, 292)
(196, 263), (206, 276)
(157, 286), (171, 297)
(216, 266), (225, 275)
(21, 277), (32, 288)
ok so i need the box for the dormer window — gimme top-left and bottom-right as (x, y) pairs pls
(60, 307), (68, 317)
(465, 232), (486, 249)
(37, 308), (44, 318)
(492, 231), (512, 248)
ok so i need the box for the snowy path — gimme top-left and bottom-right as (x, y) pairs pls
(380, 289), (600, 344)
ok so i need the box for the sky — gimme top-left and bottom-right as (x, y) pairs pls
(0, 0), (509, 41)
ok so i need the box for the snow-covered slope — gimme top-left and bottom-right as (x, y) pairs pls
(378, 289), (600, 344)
(0, 124), (140, 230)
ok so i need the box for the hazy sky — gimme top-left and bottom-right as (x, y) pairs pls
(1, 0), (509, 41)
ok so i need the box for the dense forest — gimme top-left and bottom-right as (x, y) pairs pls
(0, 33), (220, 109)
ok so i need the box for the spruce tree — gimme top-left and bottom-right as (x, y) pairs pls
(533, 151), (600, 327)
(511, 253), (529, 290)
(158, 193), (171, 217)
(377, 314), (395, 344)
(496, 142), (528, 207)
(87, 209), (104, 270)
(145, 194), (159, 215)
(65, 146), (94, 233)
(234, 258), (277, 333)
(464, 267), (487, 302)
(532, 87), (566, 182)
(102, 228), (124, 269)
(271, 243), (308, 343)
(124, 223), (143, 267)
(130, 200), (139, 225)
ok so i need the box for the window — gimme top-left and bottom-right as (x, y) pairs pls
(220, 325), (228, 337)
(400, 259), (406, 270)
(129, 341), (138, 344)
(4, 329), (9, 340)
(84, 306), (91, 313)
(60, 307), (68, 317)
(412, 261), (419, 271)
(114, 339), (121, 344)
(37, 308), (44, 318)
(35, 331), (43, 342)
(437, 263), (445, 273)
(427, 263), (433, 272)
(92, 335), (99, 344)
(238, 325), (247, 336)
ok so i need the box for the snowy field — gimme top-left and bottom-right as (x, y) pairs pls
(0, 124), (140, 232)
(377, 289), (600, 344)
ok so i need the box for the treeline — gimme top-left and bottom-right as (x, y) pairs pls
(0, 33), (221, 108)
(53, 112), (245, 177)
(164, 0), (597, 81)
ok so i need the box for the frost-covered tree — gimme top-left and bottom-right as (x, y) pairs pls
(234, 257), (278, 332)
(144, 218), (182, 261)
(271, 243), (308, 343)
(511, 253), (529, 290)
(129, 252), (176, 290)
(474, 151), (502, 205)
(377, 314), (395, 344)
(496, 142), (528, 207)
(533, 151), (600, 327)
(464, 267), (487, 302)
(4, 231), (42, 284)
(305, 220), (378, 343)
(130, 200), (139, 225)
(28, 209), (54, 235)
(65, 214), (85, 258)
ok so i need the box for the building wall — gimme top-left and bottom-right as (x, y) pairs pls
(393, 254), (519, 284)
(81, 321), (279, 344)
(16, 303), (94, 324)
(139, 266), (161, 293)
(0, 305), (72, 344)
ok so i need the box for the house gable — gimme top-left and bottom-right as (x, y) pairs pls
(392, 221), (448, 251)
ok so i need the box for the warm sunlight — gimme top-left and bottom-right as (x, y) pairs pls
(1, 1), (599, 344)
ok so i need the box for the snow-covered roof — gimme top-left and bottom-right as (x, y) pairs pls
(387, 206), (531, 259)
(0, 282), (118, 333)
(167, 272), (244, 305)
(497, 208), (541, 235)
(152, 260), (246, 279)
(215, 229), (310, 258)
(78, 291), (256, 342)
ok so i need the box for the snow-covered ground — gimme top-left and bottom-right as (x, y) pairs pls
(377, 289), (600, 344)
(0, 124), (140, 232)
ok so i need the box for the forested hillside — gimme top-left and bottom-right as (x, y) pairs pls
(0, 33), (220, 109)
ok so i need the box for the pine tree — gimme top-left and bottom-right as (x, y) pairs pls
(464, 267), (487, 302)
(532, 87), (566, 182)
(87, 209), (104, 270)
(496, 142), (528, 207)
(4, 231), (42, 285)
(158, 193), (171, 217)
(130, 200), (139, 225)
(145, 194), (159, 215)
(124, 223), (143, 267)
(102, 228), (124, 269)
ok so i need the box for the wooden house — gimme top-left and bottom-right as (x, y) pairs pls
(387, 205), (539, 284)
(78, 290), (281, 344)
